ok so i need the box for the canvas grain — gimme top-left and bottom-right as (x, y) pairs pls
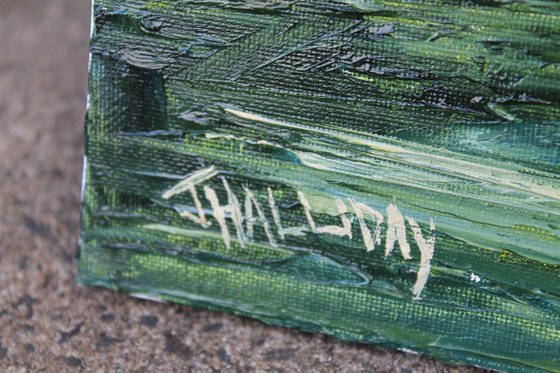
(79, 1), (560, 372)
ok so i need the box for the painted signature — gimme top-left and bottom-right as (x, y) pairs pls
(162, 166), (436, 299)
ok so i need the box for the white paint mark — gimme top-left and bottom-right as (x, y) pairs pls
(224, 107), (408, 154)
(87, 0), (94, 74)
(89, 0), (95, 38)
(470, 273), (481, 283)
(385, 204), (412, 260)
(280, 226), (308, 236)
(158, 165), (440, 296)
(161, 166), (218, 200)
(243, 186), (277, 247)
(178, 186), (211, 227)
(407, 217), (436, 299)
(204, 185), (231, 250)
(161, 166), (218, 227)
(337, 199), (353, 239)
(297, 191), (317, 233)
(267, 187), (285, 240)
(144, 223), (220, 238)
(131, 293), (165, 303)
(205, 133), (238, 140)
(399, 348), (421, 356)
(316, 199), (353, 238)
(224, 107), (560, 202)
(349, 199), (383, 252)
(222, 177), (246, 247)
(245, 192), (255, 239)
(80, 155), (88, 202)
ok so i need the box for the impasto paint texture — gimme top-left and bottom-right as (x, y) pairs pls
(79, 1), (560, 371)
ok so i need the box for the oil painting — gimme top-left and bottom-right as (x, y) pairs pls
(79, 1), (560, 371)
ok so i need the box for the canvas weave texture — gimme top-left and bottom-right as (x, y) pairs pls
(79, 1), (560, 371)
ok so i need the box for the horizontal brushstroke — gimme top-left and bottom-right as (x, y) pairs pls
(80, 1), (560, 372)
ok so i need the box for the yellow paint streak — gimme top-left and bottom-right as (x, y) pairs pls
(161, 166), (219, 199)
(203, 185), (231, 249)
(267, 187), (285, 240)
(386, 204), (412, 260)
(297, 190), (317, 233)
(350, 199), (384, 252)
(222, 177), (246, 247)
(407, 218), (436, 299)
(243, 185), (277, 247)
(161, 166), (218, 227)
(224, 107), (560, 201)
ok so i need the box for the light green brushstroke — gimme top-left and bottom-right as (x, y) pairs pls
(81, 1), (560, 372)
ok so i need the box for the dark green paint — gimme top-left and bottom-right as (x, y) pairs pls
(80, 1), (560, 371)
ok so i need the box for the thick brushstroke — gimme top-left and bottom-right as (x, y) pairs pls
(80, 1), (560, 372)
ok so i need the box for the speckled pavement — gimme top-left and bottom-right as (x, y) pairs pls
(0, 1), (491, 371)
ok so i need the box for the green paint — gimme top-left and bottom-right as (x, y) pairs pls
(80, 1), (560, 371)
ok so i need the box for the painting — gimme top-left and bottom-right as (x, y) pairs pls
(79, 1), (560, 371)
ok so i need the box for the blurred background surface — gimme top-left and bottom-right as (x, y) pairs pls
(0, 1), (489, 371)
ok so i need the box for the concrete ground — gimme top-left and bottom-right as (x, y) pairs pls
(0, 1), (490, 371)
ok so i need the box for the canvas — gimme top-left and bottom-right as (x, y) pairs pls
(79, 1), (560, 371)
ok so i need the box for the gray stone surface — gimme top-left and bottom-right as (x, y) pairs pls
(0, 1), (489, 371)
